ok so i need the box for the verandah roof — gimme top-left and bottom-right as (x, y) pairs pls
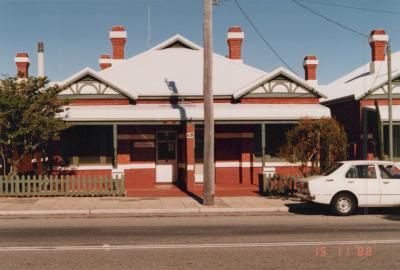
(366, 105), (400, 122)
(59, 103), (331, 122)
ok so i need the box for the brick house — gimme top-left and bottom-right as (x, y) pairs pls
(319, 29), (400, 161)
(14, 26), (330, 196)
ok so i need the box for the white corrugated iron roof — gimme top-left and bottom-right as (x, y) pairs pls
(98, 34), (268, 97)
(320, 51), (400, 102)
(59, 103), (331, 122)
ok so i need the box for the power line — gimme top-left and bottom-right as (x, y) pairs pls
(291, 0), (369, 38)
(298, 0), (400, 16)
(233, 0), (297, 74)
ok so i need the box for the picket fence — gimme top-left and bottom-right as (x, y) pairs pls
(0, 175), (125, 197)
(259, 174), (300, 196)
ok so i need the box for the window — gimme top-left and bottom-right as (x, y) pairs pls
(378, 165), (400, 179)
(252, 124), (294, 162)
(265, 124), (294, 161)
(345, 165), (377, 179)
(384, 125), (400, 158)
(195, 129), (204, 162)
(320, 162), (343, 176)
(61, 125), (113, 165)
(156, 131), (176, 161)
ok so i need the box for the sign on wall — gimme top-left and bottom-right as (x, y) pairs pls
(134, 141), (155, 148)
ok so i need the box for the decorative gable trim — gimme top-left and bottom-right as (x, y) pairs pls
(150, 34), (202, 51)
(57, 67), (137, 100)
(232, 67), (326, 99)
(361, 73), (400, 100)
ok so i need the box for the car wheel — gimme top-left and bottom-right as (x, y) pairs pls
(331, 193), (356, 216)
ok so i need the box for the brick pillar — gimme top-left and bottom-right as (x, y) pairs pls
(186, 123), (195, 191)
(240, 137), (252, 185)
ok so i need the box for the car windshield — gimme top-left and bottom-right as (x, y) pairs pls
(320, 162), (343, 176)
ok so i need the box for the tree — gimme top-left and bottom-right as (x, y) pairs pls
(280, 117), (348, 176)
(0, 76), (68, 175)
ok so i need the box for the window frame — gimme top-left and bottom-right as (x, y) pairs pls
(345, 164), (378, 179)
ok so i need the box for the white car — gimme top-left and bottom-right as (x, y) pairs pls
(296, 160), (400, 216)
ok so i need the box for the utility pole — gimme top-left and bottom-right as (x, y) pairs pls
(387, 42), (393, 160)
(203, 0), (215, 205)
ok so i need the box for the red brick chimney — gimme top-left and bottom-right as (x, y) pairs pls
(109, 25), (127, 60)
(99, 54), (112, 70)
(227, 26), (244, 62)
(303, 55), (318, 84)
(369, 29), (388, 73)
(14, 52), (30, 78)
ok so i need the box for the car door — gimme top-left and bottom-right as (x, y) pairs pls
(344, 164), (380, 206)
(378, 165), (400, 206)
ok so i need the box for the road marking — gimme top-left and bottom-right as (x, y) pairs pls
(0, 239), (399, 251)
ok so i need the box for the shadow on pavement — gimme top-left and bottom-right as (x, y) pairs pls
(360, 208), (400, 221)
(286, 201), (400, 219)
(286, 202), (330, 215)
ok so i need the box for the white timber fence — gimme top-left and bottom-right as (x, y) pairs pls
(0, 175), (125, 197)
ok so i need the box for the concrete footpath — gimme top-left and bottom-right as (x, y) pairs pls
(0, 196), (308, 217)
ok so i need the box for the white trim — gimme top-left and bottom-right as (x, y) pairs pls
(117, 163), (156, 169)
(150, 34), (202, 51)
(109, 59), (126, 65)
(265, 161), (312, 167)
(229, 59), (243, 63)
(54, 165), (113, 170)
(303, 59), (319, 66)
(117, 134), (155, 140)
(195, 174), (203, 182)
(369, 34), (389, 43)
(215, 161), (245, 168)
(187, 164), (194, 171)
(227, 32), (244, 39)
(14, 57), (30, 63)
(99, 58), (112, 64)
(109, 31), (127, 38)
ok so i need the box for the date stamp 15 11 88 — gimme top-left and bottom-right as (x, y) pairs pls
(315, 246), (373, 257)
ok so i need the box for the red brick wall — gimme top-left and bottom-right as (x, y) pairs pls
(360, 99), (400, 106)
(125, 168), (155, 188)
(239, 98), (319, 104)
(215, 167), (241, 186)
(70, 99), (130, 105)
(60, 169), (112, 177)
(275, 166), (303, 176)
(135, 97), (319, 105)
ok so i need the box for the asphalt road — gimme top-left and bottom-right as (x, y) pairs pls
(0, 210), (399, 270)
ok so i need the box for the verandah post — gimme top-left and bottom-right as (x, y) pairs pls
(113, 124), (118, 169)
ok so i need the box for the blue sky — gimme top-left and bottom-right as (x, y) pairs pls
(0, 0), (399, 84)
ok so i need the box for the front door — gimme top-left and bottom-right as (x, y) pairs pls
(156, 131), (177, 183)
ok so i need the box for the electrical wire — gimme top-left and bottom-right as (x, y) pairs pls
(291, 0), (369, 38)
(298, 0), (400, 16)
(233, 0), (297, 74)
